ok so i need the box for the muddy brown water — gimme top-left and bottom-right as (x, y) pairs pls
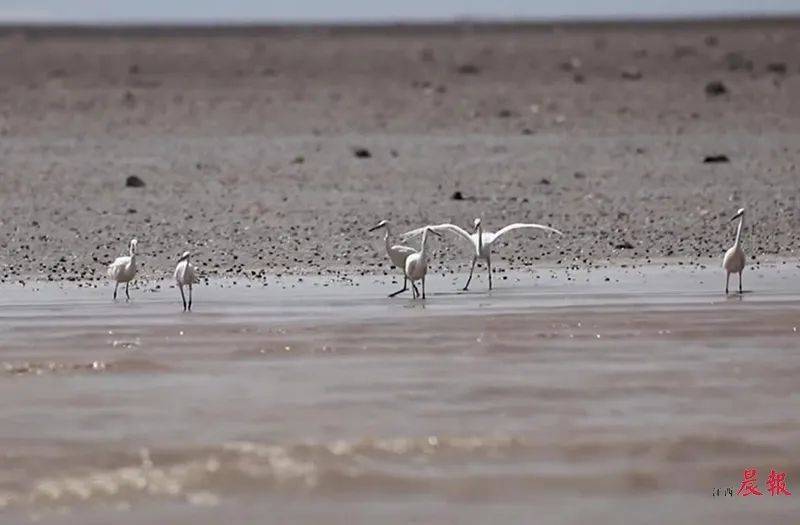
(1, 263), (799, 523)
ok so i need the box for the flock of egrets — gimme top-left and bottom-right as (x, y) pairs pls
(106, 207), (748, 311)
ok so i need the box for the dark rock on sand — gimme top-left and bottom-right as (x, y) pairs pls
(125, 175), (145, 188)
(705, 81), (727, 96)
(456, 64), (480, 75)
(703, 155), (729, 164)
(451, 191), (464, 201)
(352, 147), (371, 159)
(621, 66), (642, 80)
(766, 62), (787, 74)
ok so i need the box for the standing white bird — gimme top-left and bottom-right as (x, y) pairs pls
(403, 218), (563, 291)
(404, 227), (442, 299)
(174, 251), (197, 311)
(368, 220), (419, 297)
(723, 207), (746, 294)
(107, 238), (138, 301)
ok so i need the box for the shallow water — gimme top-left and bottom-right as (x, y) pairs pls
(1, 263), (799, 523)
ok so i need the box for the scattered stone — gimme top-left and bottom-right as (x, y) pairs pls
(125, 175), (145, 188)
(705, 80), (727, 96)
(615, 241), (634, 249)
(621, 66), (642, 80)
(673, 45), (696, 59)
(725, 52), (752, 71)
(123, 90), (136, 105)
(291, 156), (305, 165)
(573, 73), (585, 83)
(703, 155), (730, 164)
(352, 147), (371, 159)
(766, 62), (787, 74)
(127, 208), (137, 214)
(539, 178), (551, 185)
(573, 171), (586, 179)
(559, 57), (581, 71)
(451, 191), (464, 201)
(456, 64), (480, 75)
(497, 109), (513, 118)
(521, 128), (533, 135)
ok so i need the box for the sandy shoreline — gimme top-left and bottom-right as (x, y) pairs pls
(1, 20), (799, 283)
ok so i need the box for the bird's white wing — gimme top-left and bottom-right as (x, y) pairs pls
(400, 223), (474, 247)
(491, 223), (563, 243)
(391, 244), (418, 257)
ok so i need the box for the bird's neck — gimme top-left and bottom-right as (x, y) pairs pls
(476, 226), (483, 252)
(734, 215), (744, 247)
(383, 227), (392, 249)
(420, 231), (431, 258)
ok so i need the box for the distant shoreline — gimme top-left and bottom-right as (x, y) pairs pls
(2, 15), (800, 38)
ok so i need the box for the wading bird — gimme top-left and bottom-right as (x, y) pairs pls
(107, 238), (138, 300)
(723, 207), (746, 294)
(368, 220), (418, 297)
(174, 251), (197, 311)
(403, 219), (563, 291)
(404, 227), (442, 299)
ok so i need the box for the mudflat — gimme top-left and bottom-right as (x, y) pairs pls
(0, 21), (799, 282)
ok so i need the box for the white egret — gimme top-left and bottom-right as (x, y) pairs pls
(107, 238), (138, 300)
(368, 220), (418, 297)
(403, 218), (563, 290)
(404, 227), (442, 299)
(174, 251), (197, 311)
(723, 207), (746, 294)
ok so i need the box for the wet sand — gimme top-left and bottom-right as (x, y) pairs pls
(1, 20), (800, 282)
(1, 263), (799, 523)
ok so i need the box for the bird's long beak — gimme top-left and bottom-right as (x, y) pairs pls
(368, 224), (383, 232)
(430, 229), (443, 237)
(730, 212), (743, 222)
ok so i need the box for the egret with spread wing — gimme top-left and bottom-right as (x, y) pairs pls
(403, 218), (562, 291)
(368, 220), (418, 297)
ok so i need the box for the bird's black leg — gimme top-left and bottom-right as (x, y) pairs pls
(422, 276), (426, 299)
(113, 283), (118, 301)
(389, 275), (408, 297)
(488, 257), (493, 290)
(188, 285), (193, 311)
(125, 282), (130, 301)
(725, 273), (730, 294)
(463, 257), (477, 291)
(739, 272), (742, 294)
(411, 281), (420, 299)
(179, 285), (187, 311)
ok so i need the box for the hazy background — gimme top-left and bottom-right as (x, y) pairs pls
(0, 0), (799, 23)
